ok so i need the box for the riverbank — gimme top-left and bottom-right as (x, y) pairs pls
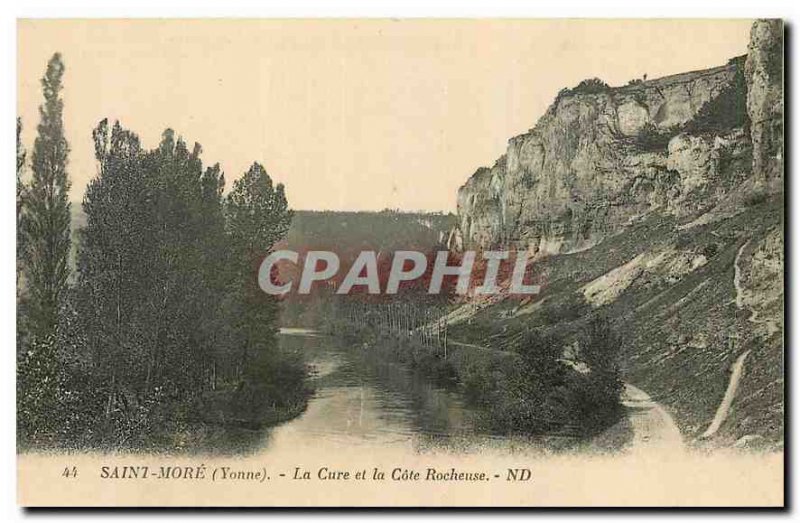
(170, 343), (314, 454)
(328, 324), (630, 452)
(17, 333), (314, 455)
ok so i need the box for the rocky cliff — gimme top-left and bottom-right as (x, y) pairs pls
(746, 19), (784, 186)
(449, 20), (783, 449)
(455, 21), (782, 256)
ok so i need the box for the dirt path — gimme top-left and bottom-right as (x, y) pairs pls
(621, 384), (684, 452)
(695, 239), (756, 439)
(701, 350), (751, 439)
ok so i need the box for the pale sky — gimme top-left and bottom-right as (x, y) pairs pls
(17, 19), (753, 212)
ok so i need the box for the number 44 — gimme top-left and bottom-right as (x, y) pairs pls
(62, 466), (77, 478)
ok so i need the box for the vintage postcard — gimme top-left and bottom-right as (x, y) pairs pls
(16, 19), (784, 507)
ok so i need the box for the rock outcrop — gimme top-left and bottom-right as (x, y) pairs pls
(745, 19), (784, 186)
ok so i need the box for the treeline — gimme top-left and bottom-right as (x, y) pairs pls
(285, 210), (455, 252)
(281, 210), (455, 326)
(17, 53), (307, 450)
(319, 266), (623, 439)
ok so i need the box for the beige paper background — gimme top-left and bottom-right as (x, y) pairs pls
(18, 449), (783, 507)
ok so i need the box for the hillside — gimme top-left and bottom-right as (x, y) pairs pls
(280, 210), (456, 326)
(285, 209), (455, 254)
(447, 20), (783, 449)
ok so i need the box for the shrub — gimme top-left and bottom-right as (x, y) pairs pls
(554, 78), (611, 106)
(685, 63), (749, 134)
(17, 324), (109, 449)
(572, 78), (611, 95)
(633, 122), (680, 152)
(17, 335), (62, 446)
(573, 316), (624, 431)
(465, 330), (577, 435)
(701, 243), (720, 259)
(745, 190), (769, 207)
(229, 349), (312, 427)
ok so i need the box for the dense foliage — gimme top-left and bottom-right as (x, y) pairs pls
(17, 54), (306, 450)
(685, 58), (750, 134)
(462, 318), (623, 437)
(555, 77), (612, 105)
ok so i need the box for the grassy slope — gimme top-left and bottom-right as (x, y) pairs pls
(448, 195), (783, 448)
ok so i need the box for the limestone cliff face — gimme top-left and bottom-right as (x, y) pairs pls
(456, 20), (782, 255)
(746, 19), (784, 186)
(456, 156), (506, 249)
(450, 20), (784, 448)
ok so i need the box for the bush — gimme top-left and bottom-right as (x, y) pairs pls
(228, 349), (311, 427)
(554, 78), (611, 106)
(572, 78), (611, 95)
(17, 335), (62, 446)
(745, 190), (769, 207)
(464, 330), (577, 435)
(701, 243), (720, 259)
(462, 362), (501, 407)
(633, 122), (680, 152)
(685, 63), (749, 134)
(17, 325), (109, 449)
(573, 316), (624, 431)
(542, 295), (590, 325)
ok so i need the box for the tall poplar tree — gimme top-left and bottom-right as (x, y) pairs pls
(17, 118), (26, 289)
(22, 53), (71, 336)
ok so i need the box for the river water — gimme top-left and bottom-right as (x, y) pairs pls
(237, 329), (592, 458)
(198, 329), (628, 457)
(267, 330), (487, 453)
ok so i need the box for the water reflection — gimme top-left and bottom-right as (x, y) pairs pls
(266, 332), (480, 452)
(198, 331), (602, 457)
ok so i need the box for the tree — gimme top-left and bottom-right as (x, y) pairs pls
(17, 117), (26, 284)
(77, 123), (238, 442)
(21, 53), (72, 337)
(224, 163), (292, 378)
(197, 163), (228, 389)
(78, 120), (154, 415)
(147, 130), (208, 394)
(17, 117), (29, 356)
(19, 83), (305, 447)
(226, 162), (292, 266)
(575, 315), (624, 428)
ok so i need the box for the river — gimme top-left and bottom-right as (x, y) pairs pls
(196, 328), (629, 459)
(268, 329), (495, 453)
